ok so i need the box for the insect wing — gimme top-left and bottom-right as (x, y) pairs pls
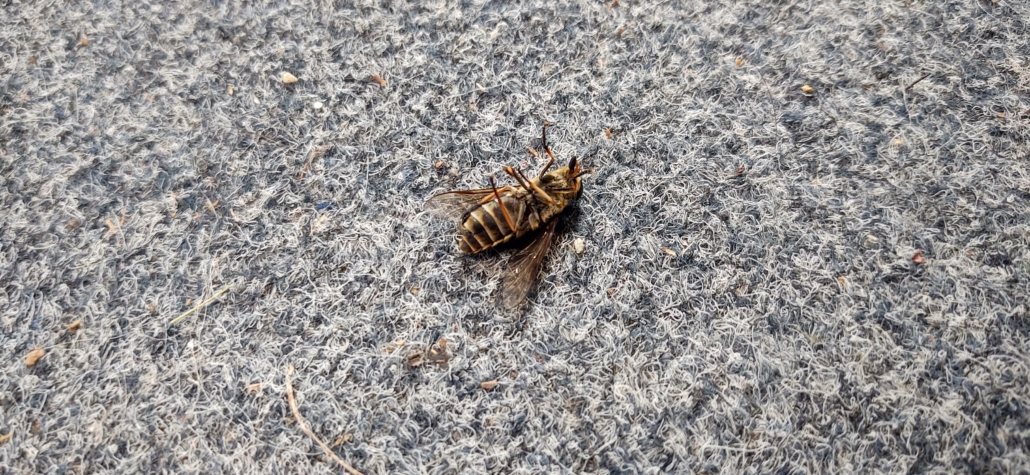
(423, 189), (494, 219)
(499, 217), (559, 310)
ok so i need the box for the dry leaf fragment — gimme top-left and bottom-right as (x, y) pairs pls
(68, 320), (83, 333)
(434, 160), (445, 169)
(604, 128), (613, 138)
(481, 380), (499, 390)
(282, 72), (298, 84)
(426, 339), (452, 367)
(736, 57), (744, 67)
(332, 433), (353, 447)
(662, 247), (677, 257)
(372, 75), (387, 86)
(80, 38), (89, 46)
(245, 383), (263, 393)
(25, 347), (45, 366)
(912, 251), (926, 264)
(0, 432), (11, 445)
(801, 84), (814, 94)
(407, 350), (424, 368)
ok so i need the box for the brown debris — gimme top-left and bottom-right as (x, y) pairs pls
(25, 347), (45, 366)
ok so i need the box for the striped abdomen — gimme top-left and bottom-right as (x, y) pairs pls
(458, 195), (559, 254)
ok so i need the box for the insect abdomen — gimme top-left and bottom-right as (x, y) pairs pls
(459, 198), (543, 254)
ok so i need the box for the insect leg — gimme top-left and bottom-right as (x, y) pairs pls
(515, 167), (556, 205)
(504, 166), (533, 190)
(537, 155), (555, 178)
(538, 121), (555, 177)
(478, 185), (513, 205)
(489, 175), (517, 231)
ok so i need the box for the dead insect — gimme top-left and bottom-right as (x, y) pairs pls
(424, 122), (593, 310)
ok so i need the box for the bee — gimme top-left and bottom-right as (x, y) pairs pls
(424, 122), (593, 310)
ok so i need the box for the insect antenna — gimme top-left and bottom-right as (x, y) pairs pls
(572, 168), (595, 179)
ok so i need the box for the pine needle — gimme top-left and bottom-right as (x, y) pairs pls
(168, 285), (232, 325)
(285, 366), (364, 475)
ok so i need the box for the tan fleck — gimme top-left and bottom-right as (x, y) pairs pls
(25, 347), (45, 366)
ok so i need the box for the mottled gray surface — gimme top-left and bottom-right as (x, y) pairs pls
(2, 0), (1030, 473)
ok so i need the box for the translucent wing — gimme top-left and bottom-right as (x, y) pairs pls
(423, 189), (494, 219)
(499, 217), (559, 311)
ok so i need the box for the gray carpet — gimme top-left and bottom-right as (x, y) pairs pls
(3, 0), (1029, 473)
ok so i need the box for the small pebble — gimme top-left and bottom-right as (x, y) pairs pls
(572, 238), (585, 255)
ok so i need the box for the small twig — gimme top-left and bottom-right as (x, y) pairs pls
(904, 73), (930, 91)
(168, 285), (231, 325)
(299, 146), (329, 181)
(285, 366), (364, 475)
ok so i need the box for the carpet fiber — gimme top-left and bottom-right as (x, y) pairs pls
(2, 0), (1029, 473)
